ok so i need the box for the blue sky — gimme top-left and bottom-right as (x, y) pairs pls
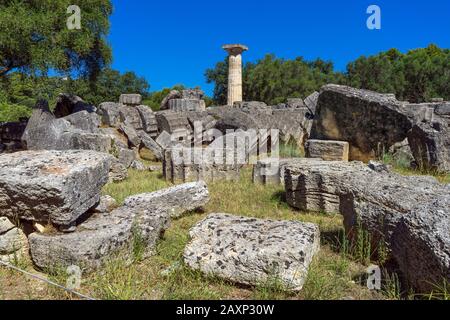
(109, 0), (450, 95)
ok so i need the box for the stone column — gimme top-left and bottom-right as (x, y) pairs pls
(223, 44), (248, 106)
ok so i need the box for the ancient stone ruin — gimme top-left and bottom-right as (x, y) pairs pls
(0, 77), (449, 297)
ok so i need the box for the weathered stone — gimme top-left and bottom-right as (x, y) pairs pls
(136, 105), (158, 137)
(253, 158), (322, 185)
(155, 111), (192, 140)
(119, 123), (141, 147)
(97, 102), (121, 127)
(29, 182), (209, 271)
(223, 44), (248, 106)
(160, 90), (182, 110)
(130, 160), (146, 171)
(0, 226), (27, 263)
(54, 94), (96, 118)
(305, 140), (350, 161)
(286, 98), (306, 109)
(63, 111), (100, 133)
(0, 217), (15, 235)
(303, 91), (319, 115)
(169, 99), (206, 112)
(183, 213), (320, 291)
(119, 94), (142, 106)
(58, 130), (111, 153)
(119, 105), (143, 131)
(22, 100), (55, 145)
(434, 102), (450, 123)
(28, 206), (169, 272)
(311, 85), (414, 162)
(271, 109), (312, 149)
(0, 150), (111, 228)
(233, 101), (270, 113)
(284, 159), (450, 292)
(207, 106), (263, 132)
(148, 164), (162, 172)
(163, 147), (242, 183)
(109, 161), (128, 183)
(116, 147), (136, 168)
(23, 114), (111, 153)
(138, 131), (164, 161)
(181, 89), (204, 100)
(408, 116), (450, 172)
(124, 181), (209, 219)
(91, 195), (118, 213)
(99, 127), (129, 149)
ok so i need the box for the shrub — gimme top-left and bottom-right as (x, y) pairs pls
(0, 102), (32, 122)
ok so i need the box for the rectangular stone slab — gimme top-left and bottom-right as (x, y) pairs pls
(0, 150), (112, 227)
(183, 213), (320, 292)
(284, 159), (450, 292)
(305, 139), (349, 161)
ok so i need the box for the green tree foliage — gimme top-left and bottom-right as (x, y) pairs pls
(0, 69), (150, 121)
(206, 54), (343, 105)
(205, 59), (228, 105)
(0, 0), (112, 79)
(66, 68), (150, 105)
(142, 85), (186, 111)
(206, 45), (449, 105)
(346, 44), (449, 103)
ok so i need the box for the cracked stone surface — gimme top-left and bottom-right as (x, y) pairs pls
(183, 213), (320, 291)
(0, 150), (111, 228)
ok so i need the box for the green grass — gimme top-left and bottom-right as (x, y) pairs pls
(84, 168), (381, 300)
(382, 152), (450, 184)
(2, 163), (447, 300)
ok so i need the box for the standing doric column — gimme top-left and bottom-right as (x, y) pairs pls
(222, 44), (248, 106)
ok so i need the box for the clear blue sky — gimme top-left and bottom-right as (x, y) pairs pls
(109, 0), (450, 95)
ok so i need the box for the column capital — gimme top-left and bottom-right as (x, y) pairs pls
(222, 44), (249, 55)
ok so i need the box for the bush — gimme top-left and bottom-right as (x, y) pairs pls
(0, 102), (32, 122)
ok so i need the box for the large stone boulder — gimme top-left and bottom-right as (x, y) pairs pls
(23, 103), (111, 153)
(183, 213), (320, 291)
(136, 105), (158, 138)
(119, 94), (142, 106)
(28, 206), (169, 272)
(408, 116), (450, 172)
(284, 159), (450, 292)
(0, 150), (112, 229)
(253, 158), (322, 185)
(28, 182), (210, 271)
(21, 100), (55, 144)
(0, 217), (28, 263)
(53, 94), (96, 118)
(305, 139), (350, 161)
(97, 102), (121, 127)
(124, 181), (210, 218)
(311, 84), (414, 162)
(160, 90), (182, 110)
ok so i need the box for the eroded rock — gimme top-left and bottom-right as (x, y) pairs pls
(183, 213), (320, 291)
(0, 150), (111, 228)
(124, 181), (209, 218)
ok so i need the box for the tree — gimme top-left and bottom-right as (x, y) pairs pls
(206, 54), (342, 105)
(142, 85), (186, 111)
(206, 45), (449, 105)
(67, 68), (150, 105)
(205, 59), (228, 105)
(0, 0), (112, 79)
(345, 45), (450, 102)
